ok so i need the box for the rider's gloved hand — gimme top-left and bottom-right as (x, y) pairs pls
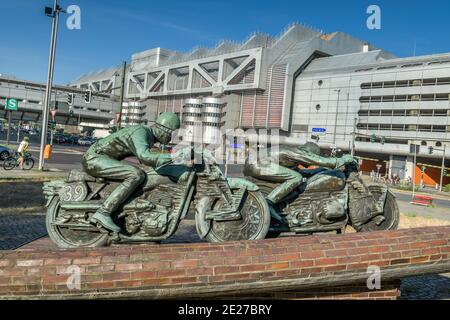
(335, 154), (354, 169)
(201, 148), (217, 165)
(171, 147), (192, 165)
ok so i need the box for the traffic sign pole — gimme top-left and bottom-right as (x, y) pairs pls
(6, 110), (11, 145)
(50, 110), (57, 146)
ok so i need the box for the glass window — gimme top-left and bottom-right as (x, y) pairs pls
(436, 94), (449, 101)
(419, 110), (433, 116)
(422, 94), (435, 101)
(393, 110), (406, 116)
(433, 126), (446, 132)
(360, 97), (370, 103)
(391, 124), (404, 131)
(434, 109), (448, 116)
(380, 110), (393, 116)
(395, 95), (407, 102)
(418, 125), (432, 132)
(383, 81), (396, 88)
(437, 77), (450, 85)
(372, 82), (383, 89)
(377, 66), (396, 70)
(423, 78), (437, 86)
(371, 96), (382, 102)
(401, 63), (423, 68)
(358, 110), (369, 116)
(396, 81), (408, 87)
(357, 123), (368, 129)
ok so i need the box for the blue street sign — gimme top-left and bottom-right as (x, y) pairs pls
(312, 128), (326, 134)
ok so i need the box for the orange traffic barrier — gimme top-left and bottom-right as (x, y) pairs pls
(44, 144), (52, 160)
(410, 195), (433, 207)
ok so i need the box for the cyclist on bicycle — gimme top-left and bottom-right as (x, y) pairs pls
(17, 136), (29, 170)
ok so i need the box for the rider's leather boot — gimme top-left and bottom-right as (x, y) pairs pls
(90, 211), (121, 233)
(266, 200), (287, 223)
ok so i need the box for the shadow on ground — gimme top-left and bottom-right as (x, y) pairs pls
(400, 274), (450, 300)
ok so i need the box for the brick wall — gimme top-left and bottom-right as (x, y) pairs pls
(1, 226), (450, 299)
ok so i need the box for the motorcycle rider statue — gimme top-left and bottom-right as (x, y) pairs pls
(244, 142), (355, 214)
(82, 112), (181, 232)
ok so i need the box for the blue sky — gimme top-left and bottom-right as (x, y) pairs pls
(1, 0), (450, 84)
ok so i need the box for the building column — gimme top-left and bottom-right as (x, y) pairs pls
(404, 156), (415, 182)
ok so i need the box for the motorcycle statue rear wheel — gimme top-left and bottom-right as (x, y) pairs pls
(46, 197), (109, 248)
(205, 190), (270, 242)
(359, 185), (400, 232)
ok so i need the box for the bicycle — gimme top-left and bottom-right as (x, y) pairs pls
(3, 152), (35, 171)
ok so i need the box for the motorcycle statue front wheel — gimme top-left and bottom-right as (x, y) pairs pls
(204, 190), (271, 243)
(359, 185), (400, 232)
(46, 197), (109, 248)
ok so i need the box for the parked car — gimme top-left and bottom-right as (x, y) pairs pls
(0, 145), (11, 160)
(78, 137), (95, 146)
(66, 135), (80, 145)
(54, 135), (67, 144)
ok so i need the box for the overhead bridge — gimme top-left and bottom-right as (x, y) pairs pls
(0, 76), (118, 128)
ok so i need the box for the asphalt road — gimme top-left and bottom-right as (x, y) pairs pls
(393, 191), (450, 208)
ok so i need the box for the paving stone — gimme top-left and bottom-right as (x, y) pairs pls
(0, 214), (47, 250)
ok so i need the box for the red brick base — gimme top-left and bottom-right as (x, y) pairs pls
(227, 281), (401, 300)
(1, 226), (450, 299)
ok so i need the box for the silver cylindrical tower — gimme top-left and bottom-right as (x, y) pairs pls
(201, 97), (226, 145)
(182, 98), (203, 143)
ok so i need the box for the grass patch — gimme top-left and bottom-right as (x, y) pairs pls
(393, 185), (414, 192)
(404, 212), (417, 218)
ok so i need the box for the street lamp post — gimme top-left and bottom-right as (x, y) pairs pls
(117, 61), (127, 129)
(412, 144), (417, 198)
(333, 89), (341, 146)
(351, 117), (357, 156)
(38, 0), (61, 171)
(439, 144), (446, 192)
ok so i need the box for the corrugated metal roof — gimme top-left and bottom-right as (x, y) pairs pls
(303, 50), (450, 75)
(303, 50), (383, 74)
(71, 67), (119, 84)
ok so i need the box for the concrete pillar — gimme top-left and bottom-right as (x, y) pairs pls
(405, 156), (415, 182)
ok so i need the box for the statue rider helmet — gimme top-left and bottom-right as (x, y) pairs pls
(153, 112), (181, 144)
(299, 142), (321, 155)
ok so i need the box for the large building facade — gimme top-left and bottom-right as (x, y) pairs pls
(70, 24), (450, 186)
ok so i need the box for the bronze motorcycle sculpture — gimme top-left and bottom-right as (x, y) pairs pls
(246, 160), (399, 237)
(43, 151), (270, 248)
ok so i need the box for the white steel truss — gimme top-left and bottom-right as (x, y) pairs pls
(127, 48), (264, 98)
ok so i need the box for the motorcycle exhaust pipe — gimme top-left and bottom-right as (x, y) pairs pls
(60, 201), (103, 211)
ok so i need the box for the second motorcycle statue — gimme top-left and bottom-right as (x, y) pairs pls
(43, 151), (398, 248)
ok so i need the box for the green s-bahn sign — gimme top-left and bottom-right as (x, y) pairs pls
(4, 98), (18, 111)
